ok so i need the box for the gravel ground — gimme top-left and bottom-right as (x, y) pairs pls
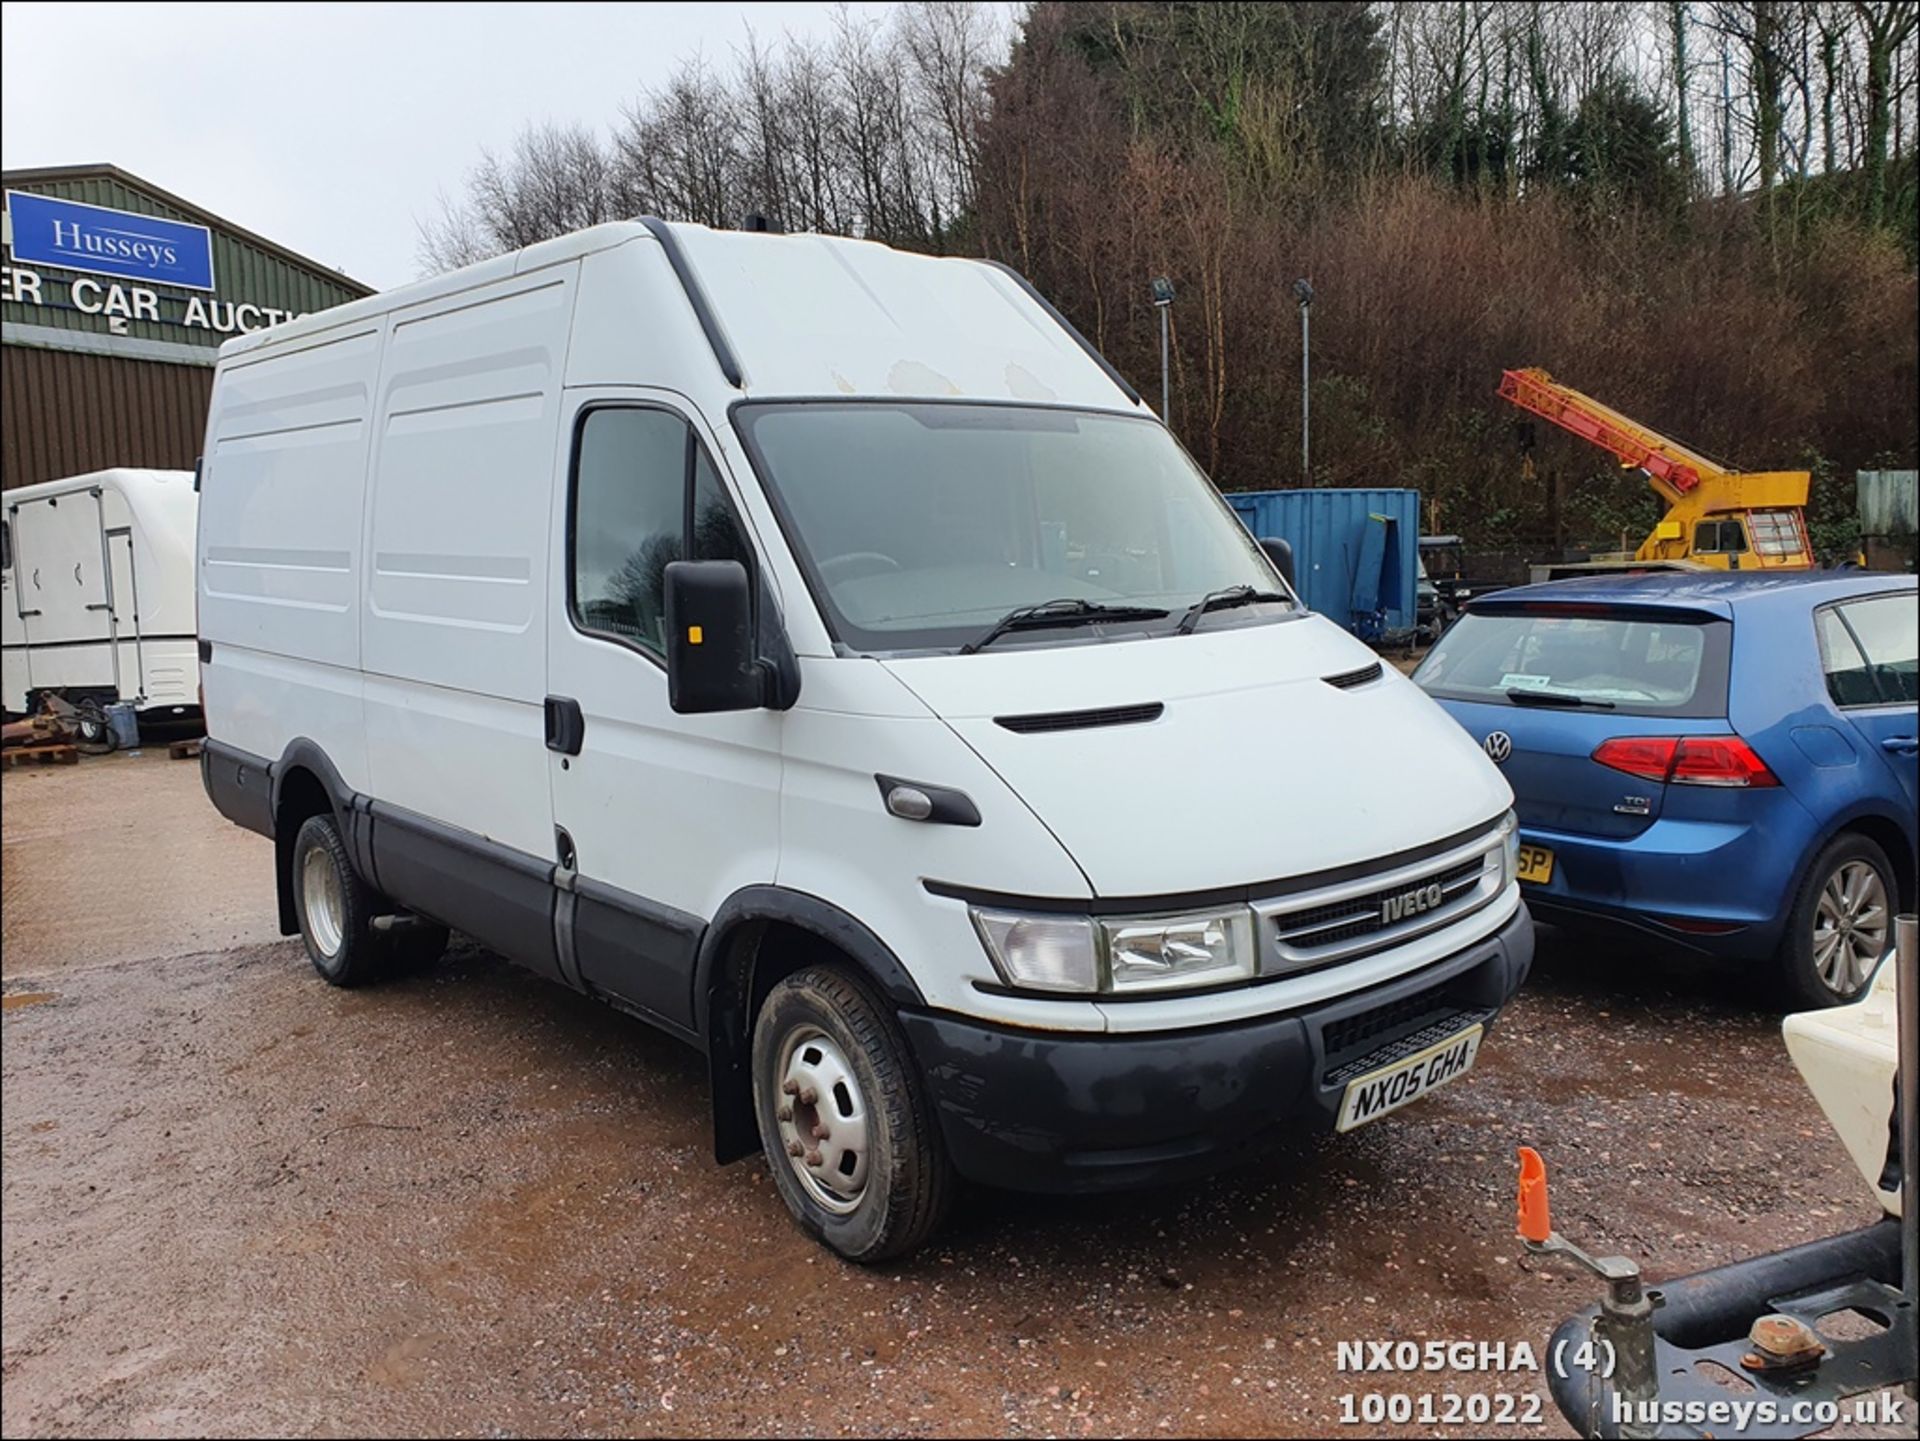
(0, 752), (1898, 1437)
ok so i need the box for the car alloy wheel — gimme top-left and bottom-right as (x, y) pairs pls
(1811, 858), (1888, 998)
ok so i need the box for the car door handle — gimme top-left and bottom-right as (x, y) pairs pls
(1883, 736), (1919, 755)
(544, 695), (584, 756)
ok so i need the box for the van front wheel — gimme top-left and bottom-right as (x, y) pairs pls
(751, 966), (953, 1262)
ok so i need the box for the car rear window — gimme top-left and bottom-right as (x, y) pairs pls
(1413, 610), (1731, 717)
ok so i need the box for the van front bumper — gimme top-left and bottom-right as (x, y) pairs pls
(898, 907), (1533, 1193)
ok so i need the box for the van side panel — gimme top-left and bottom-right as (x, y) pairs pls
(199, 325), (382, 778)
(360, 269), (575, 861)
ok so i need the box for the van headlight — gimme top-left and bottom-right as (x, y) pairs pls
(1499, 810), (1520, 886)
(1101, 910), (1257, 992)
(969, 911), (1100, 993)
(971, 906), (1257, 994)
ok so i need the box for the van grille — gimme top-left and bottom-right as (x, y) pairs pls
(1275, 859), (1484, 951)
(1323, 1002), (1495, 1086)
(995, 702), (1164, 734)
(1253, 829), (1505, 972)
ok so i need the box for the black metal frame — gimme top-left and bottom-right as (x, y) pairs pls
(1546, 1219), (1913, 1440)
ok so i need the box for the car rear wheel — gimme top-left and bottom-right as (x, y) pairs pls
(751, 965), (953, 1262)
(1776, 833), (1895, 1009)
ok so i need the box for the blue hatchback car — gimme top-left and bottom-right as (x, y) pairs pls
(1413, 572), (1917, 1007)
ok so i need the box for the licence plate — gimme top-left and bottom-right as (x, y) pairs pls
(1515, 843), (1555, 885)
(1335, 1024), (1483, 1133)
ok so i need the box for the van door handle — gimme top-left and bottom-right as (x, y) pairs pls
(1883, 735), (1918, 755)
(545, 695), (585, 756)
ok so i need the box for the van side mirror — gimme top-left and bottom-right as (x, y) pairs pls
(664, 560), (761, 714)
(1258, 536), (1295, 590)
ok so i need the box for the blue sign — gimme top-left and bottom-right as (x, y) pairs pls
(6, 190), (216, 291)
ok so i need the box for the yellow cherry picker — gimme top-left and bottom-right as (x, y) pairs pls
(1499, 368), (1815, 582)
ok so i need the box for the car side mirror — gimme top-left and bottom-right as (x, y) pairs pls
(1259, 536), (1295, 590)
(664, 560), (761, 714)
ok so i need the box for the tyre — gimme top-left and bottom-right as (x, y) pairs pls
(1775, 832), (1896, 1009)
(290, 813), (390, 987)
(751, 965), (953, 1262)
(74, 700), (113, 754)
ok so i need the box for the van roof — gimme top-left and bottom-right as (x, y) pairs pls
(217, 221), (1145, 412)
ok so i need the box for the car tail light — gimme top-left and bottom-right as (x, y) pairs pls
(1589, 736), (1677, 783)
(1592, 736), (1779, 788)
(1671, 736), (1779, 787)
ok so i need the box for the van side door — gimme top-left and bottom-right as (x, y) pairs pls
(546, 394), (782, 1034)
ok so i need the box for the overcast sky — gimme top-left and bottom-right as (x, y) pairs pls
(1, 1), (908, 290)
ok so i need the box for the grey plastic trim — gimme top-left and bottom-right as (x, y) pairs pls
(638, 216), (744, 388)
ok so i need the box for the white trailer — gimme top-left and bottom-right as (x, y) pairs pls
(2, 467), (200, 731)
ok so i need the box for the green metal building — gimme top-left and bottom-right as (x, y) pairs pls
(2, 164), (374, 490)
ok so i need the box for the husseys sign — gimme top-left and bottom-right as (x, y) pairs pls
(2, 190), (309, 337)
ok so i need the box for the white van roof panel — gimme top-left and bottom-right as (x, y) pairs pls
(670, 224), (1139, 409)
(218, 220), (1142, 412)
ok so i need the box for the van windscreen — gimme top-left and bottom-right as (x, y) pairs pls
(733, 403), (1288, 654)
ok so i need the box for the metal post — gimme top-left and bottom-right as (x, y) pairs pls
(1300, 301), (1310, 482)
(1150, 276), (1175, 423)
(1897, 911), (1918, 1400)
(1159, 304), (1171, 423)
(1293, 278), (1313, 483)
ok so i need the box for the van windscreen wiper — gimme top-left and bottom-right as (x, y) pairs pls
(1176, 584), (1290, 635)
(960, 598), (1169, 655)
(1504, 687), (1616, 710)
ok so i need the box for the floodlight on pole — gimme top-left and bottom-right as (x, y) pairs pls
(1151, 276), (1175, 422)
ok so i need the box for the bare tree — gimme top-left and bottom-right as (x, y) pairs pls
(416, 121), (620, 273)
(1853, 0), (1920, 223)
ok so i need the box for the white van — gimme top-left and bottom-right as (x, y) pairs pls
(4, 467), (199, 736)
(198, 221), (1531, 1260)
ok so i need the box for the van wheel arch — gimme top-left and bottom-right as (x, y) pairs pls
(269, 740), (355, 937)
(696, 888), (926, 1165)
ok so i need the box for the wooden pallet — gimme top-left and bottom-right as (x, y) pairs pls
(168, 738), (204, 761)
(1, 744), (79, 768)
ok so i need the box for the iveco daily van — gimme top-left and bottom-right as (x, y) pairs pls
(198, 220), (1533, 1260)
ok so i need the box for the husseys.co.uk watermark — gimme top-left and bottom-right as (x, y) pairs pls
(1610, 1392), (1907, 1431)
(1331, 1337), (1908, 1431)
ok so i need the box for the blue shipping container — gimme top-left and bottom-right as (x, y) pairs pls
(1225, 488), (1420, 639)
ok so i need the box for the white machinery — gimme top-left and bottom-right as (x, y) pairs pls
(1532, 914), (1916, 1437)
(2, 468), (200, 731)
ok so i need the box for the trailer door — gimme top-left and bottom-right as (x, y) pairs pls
(107, 528), (143, 701)
(1, 514), (29, 709)
(10, 489), (116, 699)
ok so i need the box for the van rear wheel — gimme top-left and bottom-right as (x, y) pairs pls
(751, 965), (952, 1262)
(291, 814), (389, 987)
